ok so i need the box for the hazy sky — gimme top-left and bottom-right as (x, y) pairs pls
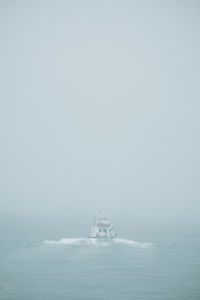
(0, 0), (199, 220)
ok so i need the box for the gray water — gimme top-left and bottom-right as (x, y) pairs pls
(0, 213), (199, 300)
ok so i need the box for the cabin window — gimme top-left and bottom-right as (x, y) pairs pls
(103, 228), (107, 233)
(99, 228), (102, 232)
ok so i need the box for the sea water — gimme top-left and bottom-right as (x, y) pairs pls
(0, 213), (199, 300)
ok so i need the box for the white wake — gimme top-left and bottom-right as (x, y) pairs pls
(43, 238), (154, 248)
(113, 238), (154, 248)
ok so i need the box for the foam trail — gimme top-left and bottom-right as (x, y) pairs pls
(43, 238), (110, 247)
(113, 238), (154, 248)
(43, 238), (154, 248)
(44, 238), (85, 245)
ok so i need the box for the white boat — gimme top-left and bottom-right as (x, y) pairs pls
(90, 213), (117, 238)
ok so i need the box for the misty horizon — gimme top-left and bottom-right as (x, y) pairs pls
(1, 1), (200, 222)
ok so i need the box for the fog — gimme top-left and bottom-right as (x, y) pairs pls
(0, 0), (199, 221)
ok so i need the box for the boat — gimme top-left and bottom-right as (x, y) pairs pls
(89, 213), (117, 238)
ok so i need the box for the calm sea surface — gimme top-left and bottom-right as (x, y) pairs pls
(0, 213), (199, 299)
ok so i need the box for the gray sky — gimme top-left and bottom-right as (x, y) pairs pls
(0, 0), (200, 220)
